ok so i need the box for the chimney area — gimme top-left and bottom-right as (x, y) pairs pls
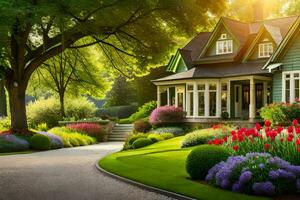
(252, 0), (264, 22)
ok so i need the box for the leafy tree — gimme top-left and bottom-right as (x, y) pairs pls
(105, 76), (135, 107)
(0, 79), (7, 117)
(0, 0), (225, 131)
(27, 48), (110, 117)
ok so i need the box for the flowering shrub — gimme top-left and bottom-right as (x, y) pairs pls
(133, 119), (152, 133)
(0, 134), (30, 153)
(182, 125), (231, 148)
(260, 102), (300, 125)
(38, 131), (63, 149)
(151, 126), (184, 135)
(149, 106), (185, 127)
(208, 120), (300, 165)
(206, 153), (300, 196)
(66, 123), (104, 141)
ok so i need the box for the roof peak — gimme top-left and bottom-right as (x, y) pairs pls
(221, 15), (299, 25)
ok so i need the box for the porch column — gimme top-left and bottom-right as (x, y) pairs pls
(249, 78), (256, 119)
(263, 82), (268, 106)
(157, 85), (161, 107)
(227, 81), (231, 117)
(167, 87), (170, 106)
(216, 81), (221, 117)
(290, 74), (295, 103)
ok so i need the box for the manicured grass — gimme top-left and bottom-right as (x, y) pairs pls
(0, 150), (33, 156)
(99, 137), (270, 200)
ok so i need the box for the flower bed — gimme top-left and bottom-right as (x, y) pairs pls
(208, 120), (300, 165)
(206, 153), (300, 196)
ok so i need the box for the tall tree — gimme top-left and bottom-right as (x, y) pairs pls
(0, 79), (7, 117)
(0, 0), (225, 132)
(28, 49), (110, 117)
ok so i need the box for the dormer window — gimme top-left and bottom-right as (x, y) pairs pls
(216, 40), (233, 55)
(258, 42), (273, 58)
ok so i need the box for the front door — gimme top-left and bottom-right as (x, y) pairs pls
(234, 85), (242, 118)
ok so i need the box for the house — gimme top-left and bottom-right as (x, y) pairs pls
(152, 15), (300, 122)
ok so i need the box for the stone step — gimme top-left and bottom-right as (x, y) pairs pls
(108, 138), (126, 141)
(109, 134), (128, 138)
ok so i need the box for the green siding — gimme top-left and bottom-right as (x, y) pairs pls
(166, 51), (187, 73)
(249, 32), (276, 61)
(272, 71), (282, 102)
(272, 32), (300, 102)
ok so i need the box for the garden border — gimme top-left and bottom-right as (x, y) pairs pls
(95, 159), (196, 200)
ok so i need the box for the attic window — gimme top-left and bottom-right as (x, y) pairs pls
(216, 40), (233, 55)
(220, 34), (227, 40)
(258, 43), (273, 58)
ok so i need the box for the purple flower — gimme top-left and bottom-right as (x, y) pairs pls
(297, 179), (300, 190)
(259, 163), (265, 169)
(0, 134), (29, 152)
(285, 165), (300, 176)
(205, 161), (225, 182)
(252, 181), (275, 196)
(268, 157), (290, 168)
(221, 179), (231, 189)
(232, 182), (243, 192)
(246, 152), (271, 158)
(239, 171), (252, 184)
(269, 169), (296, 180)
(38, 131), (63, 149)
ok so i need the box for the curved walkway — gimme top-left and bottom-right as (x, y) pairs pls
(0, 143), (174, 200)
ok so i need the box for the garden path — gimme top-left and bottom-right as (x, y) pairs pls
(0, 142), (174, 200)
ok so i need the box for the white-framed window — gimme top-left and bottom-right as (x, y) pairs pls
(197, 84), (205, 116)
(258, 42), (273, 58)
(186, 84), (194, 116)
(283, 72), (300, 103)
(221, 83), (228, 113)
(209, 83), (217, 116)
(216, 40), (233, 55)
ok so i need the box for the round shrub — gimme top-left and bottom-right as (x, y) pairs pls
(123, 133), (149, 150)
(0, 134), (30, 153)
(159, 133), (174, 140)
(206, 153), (300, 196)
(38, 131), (63, 149)
(132, 138), (153, 149)
(65, 97), (96, 120)
(152, 126), (184, 135)
(186, 145), (230, 180)
(147, 134), (164, 143)
(30, 134), (51, 150)
(133, 120), (152, 133)
(149, 106), (185, 127)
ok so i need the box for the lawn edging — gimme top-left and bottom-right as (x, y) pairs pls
(95, 159), (195, 200)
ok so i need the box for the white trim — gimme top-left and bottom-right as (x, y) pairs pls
(258, 42), (273, 58)
(167, 88), (170, 106)
(227, 82), (231, 116)
(193, 82), (198, 117)
(282, 71), (300, 102)
(157, 85), (161, 107)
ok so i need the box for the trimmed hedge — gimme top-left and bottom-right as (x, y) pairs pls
(152, 126), (184, 136)
(186, 145), (230, 180)
(147, 133), (164, 143)
(96, 105), (137, 119)
(30, 134), (51, 150)
(133, 119), (152, 133)
(132, 138), (153, 149)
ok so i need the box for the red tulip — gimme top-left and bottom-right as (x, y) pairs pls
(296, 138), (300, 146)
(255, 123), (261, 131)
(233, 145), (239, 151)
(293, 119), (299, 126)
(296, 127), (300, 135)
(288, 136), (293, 142)
(277, 126), (283, 133)
(265, 127), (270, 132)
(223, 136), (228, 142)
(265, 120), (271, 127)
(297, 147), (300, 153)
(264, 143), (270, 150)
(287, 126), (294, 133)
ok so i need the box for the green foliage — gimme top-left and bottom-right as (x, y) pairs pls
(182, 126), (231, 148)
(0, 134), (30, 153)
(133, 119), (152, 133)
(96, 105), (137, 119)
(152, 126), (185, 136)
(48, 127), (96, 148)
(65, 97), (97, 121)
(119, 101), (157, 123)
(36, 123), (48, 131)
(132, 138), (153, 149)
(30, 134), (51, 150)
(186, 145), (230, 180)
(159, 133), (174, 140)
(123, 132), (149, 150)
(147, 133), (164, 143)
(260, 102), (300, 125)
(0, 117), (10, 131)
(27, 97), (96, 128)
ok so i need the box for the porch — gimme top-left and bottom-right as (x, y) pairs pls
(156, 75), (272, 121)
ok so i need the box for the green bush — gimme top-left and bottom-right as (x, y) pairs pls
(159, 133), (174, 140)
(122, 132), (149, 150)
(48, 127), (96, 148)
(147, 133), (164, 143)
(186, 145), (230, 180)
(0, 117), (11, 132)
(36, 123), (48, 131)
(152, 126), (184, 136)
(132, 138), (153, 149)
(96, 105), (137, 119)
(119, 101), (157, 124)
(0, 134), (30, 153)
(30, 134), (51, 150)
(182, 126), (231, 148)
(65, 97), (96, 120)
(133, 119), (152, 133)
(27, 97), (97, 128)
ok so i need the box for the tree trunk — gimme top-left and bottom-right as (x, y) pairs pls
(6, 82), (28, 132)
(0, 79), (7, 117)
(59, 91), (66, 117)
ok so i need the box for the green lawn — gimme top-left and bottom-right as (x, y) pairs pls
(99, 137), (269, 200)
(0, 150), (33, 156)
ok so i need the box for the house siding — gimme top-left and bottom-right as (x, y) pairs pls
(272, 32), (300, 102)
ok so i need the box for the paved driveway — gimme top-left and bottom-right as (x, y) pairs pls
(0, 142), (173, 200)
